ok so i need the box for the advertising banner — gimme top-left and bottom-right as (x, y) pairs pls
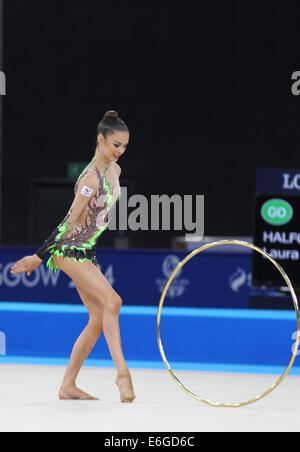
(0, 247), (252, 309)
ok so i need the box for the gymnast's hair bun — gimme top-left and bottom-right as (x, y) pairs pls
(104, 110), (119, 120)
(97, 110), (129, 139)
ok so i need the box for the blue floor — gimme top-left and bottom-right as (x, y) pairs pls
(1, 355), (300, 376)
(1, 302), (300, 375)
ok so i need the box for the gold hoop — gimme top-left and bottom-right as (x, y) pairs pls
(156, 240), (300, 408)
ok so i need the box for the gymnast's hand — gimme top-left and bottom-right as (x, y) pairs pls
(10, 254), (43, 276)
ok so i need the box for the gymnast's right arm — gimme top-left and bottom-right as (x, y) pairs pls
(10, 172), (99, 275)
(34, 226), (62, 261)
(34, 172), (99, 261)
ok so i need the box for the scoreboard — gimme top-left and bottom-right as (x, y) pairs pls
(252, 194), (300, 289)
(252, 168), (300, 289)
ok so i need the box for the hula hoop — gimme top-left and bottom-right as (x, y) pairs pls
(156, 240), (300, 408)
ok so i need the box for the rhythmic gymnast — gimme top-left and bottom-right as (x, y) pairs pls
(10, 111), (136, 402)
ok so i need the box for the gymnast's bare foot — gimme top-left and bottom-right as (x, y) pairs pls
(115, 372), (136, 403)
(59, 385), (99, 400)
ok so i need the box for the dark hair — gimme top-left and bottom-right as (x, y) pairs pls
(96, 110), (129, 141)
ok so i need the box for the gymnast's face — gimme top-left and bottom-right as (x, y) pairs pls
(98, 131), (129, 163)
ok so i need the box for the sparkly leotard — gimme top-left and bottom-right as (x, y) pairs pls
(36, 160), (120, 273)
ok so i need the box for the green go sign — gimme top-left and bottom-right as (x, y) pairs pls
(261, 199), (294, 226)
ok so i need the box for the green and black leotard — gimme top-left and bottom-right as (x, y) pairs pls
(36, 160), (120, 273)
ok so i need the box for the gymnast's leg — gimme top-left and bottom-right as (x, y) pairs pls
(53, 255), (135, 402)
(59, 282), (103, 400)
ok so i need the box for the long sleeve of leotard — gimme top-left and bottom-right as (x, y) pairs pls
(35, 171), (99, 261)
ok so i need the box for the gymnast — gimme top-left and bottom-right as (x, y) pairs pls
(10, 111), (136, 402)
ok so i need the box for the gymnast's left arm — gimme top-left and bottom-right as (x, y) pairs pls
(114, 162), (122, 178)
